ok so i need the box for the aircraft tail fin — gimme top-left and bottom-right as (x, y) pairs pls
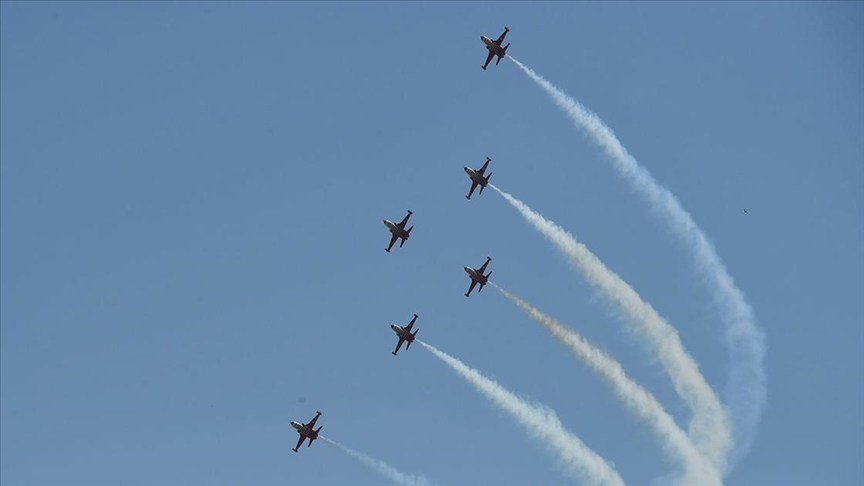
(402, 227), (413, 246)
(497, 43), (510, 65)
(485, 271), (492, 280)
(308, 426), (322, 447)
(406, 340), (412, 350)
(480, 174), (490, 194)
(412, 328), (419, 337)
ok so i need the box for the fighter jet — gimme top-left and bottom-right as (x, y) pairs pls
(464, 256), (492, 297)
(383, 210), (413, 252)
(480, 27), (510, 70)
(390, 313), (419, 356)
(464, 157), (492, 200)
(290, 410), (323, 453)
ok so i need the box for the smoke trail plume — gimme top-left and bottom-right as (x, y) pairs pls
(508, 56), (765, 467)
(490, 184), (731, 474)
(418, 340), (624, 486)
(492, 283), (721, 486)
(321, 437), (436, 486)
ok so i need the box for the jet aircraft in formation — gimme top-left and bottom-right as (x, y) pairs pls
(383, 210), (413, 253)
(295, 26), (513, 457)
(464, 157), (492, 200)
(464, 256), (492, 297)
(390, 313), (419, 356)
(480, 27), (510, 70)
(290, 410), (323, 452)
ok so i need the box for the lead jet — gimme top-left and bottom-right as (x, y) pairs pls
(480, 27), (510, 70)
(383, 210), (413, 252)
(464, 256), (492, 297)
(290, 410), (323, 453)
(390, 313), (419, 356)
(464, 157), (492, 200)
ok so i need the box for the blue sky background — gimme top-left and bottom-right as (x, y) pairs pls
(2, 2), (862, 485)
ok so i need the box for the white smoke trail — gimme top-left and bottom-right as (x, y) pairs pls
(492, 283), (721, 486)
(321, 437), (436, 486)
(417, 340), (625, 486)
(509, 56), (765, 468)
(490, 184), (731, 475)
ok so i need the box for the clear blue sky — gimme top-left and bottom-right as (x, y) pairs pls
(2, 2), (862, 485)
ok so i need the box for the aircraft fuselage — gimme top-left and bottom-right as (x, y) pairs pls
(393, 323), (416, 340)
(383, 220), (408, 238)
(464, 266), (487, 283)
(481, 35), (506, 56)
(464, 167), (487, 184)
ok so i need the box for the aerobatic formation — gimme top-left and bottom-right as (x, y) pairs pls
(294, 25), (762, 486)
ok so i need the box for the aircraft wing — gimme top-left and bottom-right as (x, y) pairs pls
(294, 434), (306, 451)
(393, 336), (406, 355)
(306, 412), (320, 429)
(467, 180), (480, 199)
(405, 314), (418, 331)
(386, 233), (399, 252)
(466, 279), (478, 296)
(478, 158), (490, 175)
(482, 50), (495, 70)
(478, 258), (491, 274)
(397, 211), (412, 228)
(495, 28), (509, 45)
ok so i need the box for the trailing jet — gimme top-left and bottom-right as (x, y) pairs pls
(290, 410), (323, 453)
(383, 210), (413, 252)
(480, 27), (510, 70)
(464, 256), (492, 297)
(391, 313), (419, 356)
(464, 157), (492, 200)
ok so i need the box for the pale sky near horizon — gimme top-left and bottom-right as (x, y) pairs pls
(2, 2), (862, 485)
